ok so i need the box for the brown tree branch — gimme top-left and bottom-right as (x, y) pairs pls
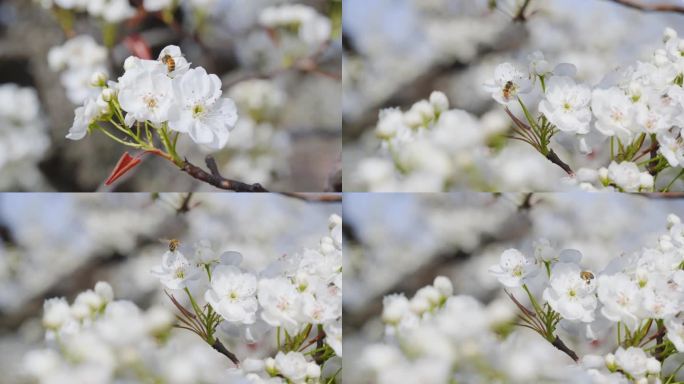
(279, 192), (342, 202)
(513, 0), (534, 21)
(212, 339), (240, 366)
(604, 0), (684, 15)
(551, 336), (580, 362)
(182, 157), (269, 193)
(637, 193), (684, 199)
(182, 156), (342, 202)
(546, 149), (575, 177)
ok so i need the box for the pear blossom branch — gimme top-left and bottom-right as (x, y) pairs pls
(181, 156), (342, 201)
(181, 156), (269, 193)
(212, 340), (240, 366)
(604, 0), (684, 15)
(504, 108), (575, 176)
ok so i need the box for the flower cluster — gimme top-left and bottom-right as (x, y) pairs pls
(38, 0), (135, 23)
(348, 91), (559, 191)
(484, 27), (684, 191)
(222, 79), (291, 185)
(48, 35), (108, 104)
(0, 84), (49, 189)
(151, 214), (342, 383)
(357, 276), (582, 383)
(24, 282), (180, 384)
(259, 4), (332, 48)
(490, 215), (684, 383)
(36, 0), (220, 22)
(67, 44), (238, 159)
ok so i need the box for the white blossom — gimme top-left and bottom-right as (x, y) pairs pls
(488, 249), (539, 288)
(204, 265), (258, 324)
(538, 76), (592, 134)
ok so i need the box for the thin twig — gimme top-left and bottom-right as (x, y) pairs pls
(637, 193), (684, 199)
(298, 330), (327, 352)
(280, 192), (342, 202)
(604, 0), (684, 15)
(176, 192), (198, 214)
(513, 0), (533, 21)
(518, 193), (534, 211)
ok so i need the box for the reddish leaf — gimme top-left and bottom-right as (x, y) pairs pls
(104, 152), (143, 186)
(124, 34), (152, 60)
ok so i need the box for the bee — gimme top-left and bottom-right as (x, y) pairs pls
(161, 54), (176, 73)
(167, 238), (180, 252)
(580, 271), (595, 284)
(502, 81), (515, 100)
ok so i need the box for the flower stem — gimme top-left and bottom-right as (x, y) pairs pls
(663, 168), (684, 192)
(159, 124), (183, 166)
(97, 126), (142, 148)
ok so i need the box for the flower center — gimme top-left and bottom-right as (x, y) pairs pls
(617, 293), (629, 306)
(175, 268), (185, 279)
(277, 298), (289, 311)
(610, 109), (623, 122)
(512, 265), (523, 277)
(143, 95), (158, 110)
(192, 104), (205, 118)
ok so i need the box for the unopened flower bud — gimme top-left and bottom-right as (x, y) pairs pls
(664, 27), (678, 42)
(646, 357), (661, 374)
(403, 110), (424, 129)
(90, 71), (108, 87)
(94, 281), (113, 302)
(264, 357), (277, 375)
(305, 363), (321, 378)
(409, 296), (430, 314)
(329, 214), (341, 229)
(411, 100), (435, 121)
(101, 88), (115, 102)
(433, 276), (453, 297)
(429, 91), (449, 114)
(667, 214), (681, 228)
(604, 353), (616, 370)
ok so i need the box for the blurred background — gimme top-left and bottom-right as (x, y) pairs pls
(0, 0), (341, 192)
(343, 192), (684, 382)
(342, 0), (684, 191)
(0, 193), (341, 382)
